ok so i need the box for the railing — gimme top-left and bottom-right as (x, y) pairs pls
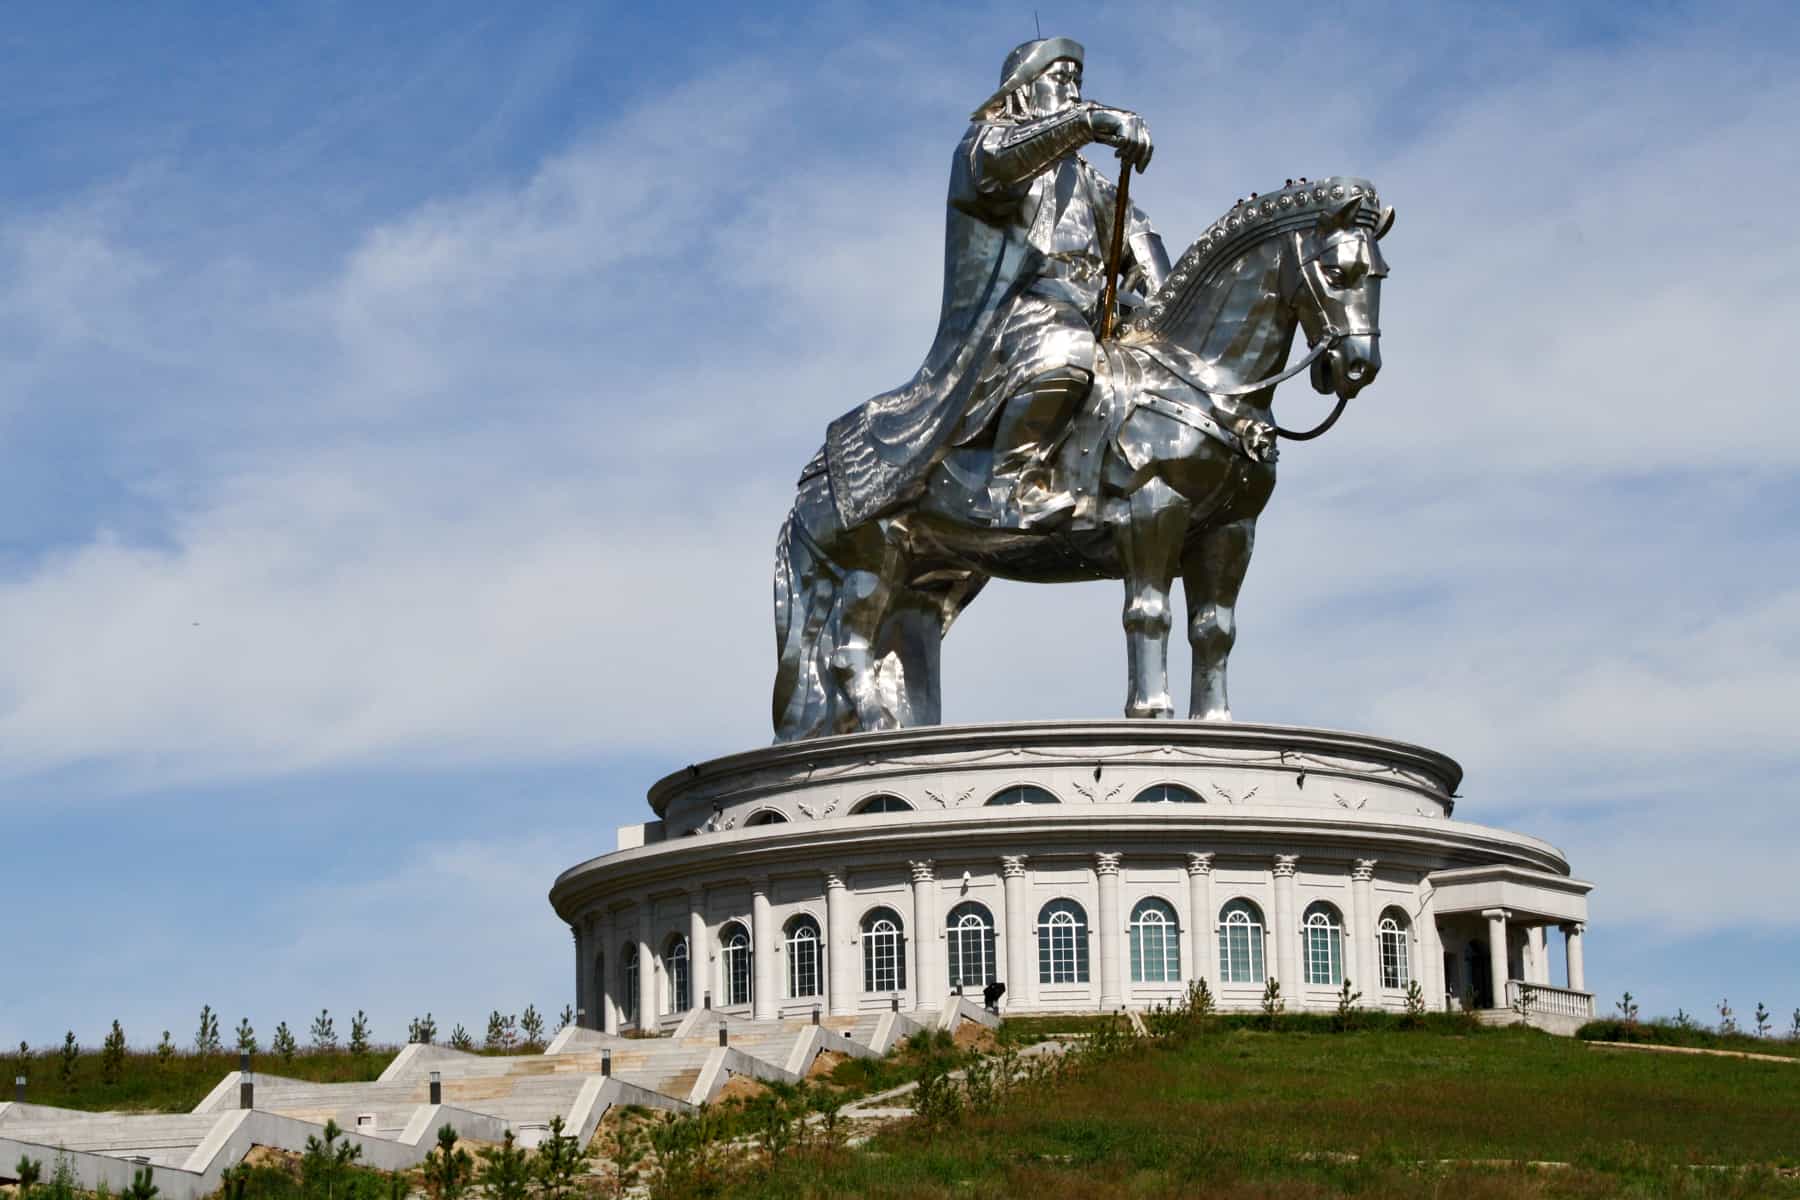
(1507, 980), (1593, 1019)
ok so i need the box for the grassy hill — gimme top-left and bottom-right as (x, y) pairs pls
(708, 1017), (1800, 1199)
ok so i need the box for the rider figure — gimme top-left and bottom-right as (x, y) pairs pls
(960, 37), (1168, 527)
(821, 37), (1168, 532)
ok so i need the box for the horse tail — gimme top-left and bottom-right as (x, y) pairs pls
(772, 477), (843, 742)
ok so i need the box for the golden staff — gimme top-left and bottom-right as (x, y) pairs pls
(1099, 158), (1132, 341)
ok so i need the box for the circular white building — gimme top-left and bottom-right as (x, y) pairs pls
(550, 720), (1594, 1032)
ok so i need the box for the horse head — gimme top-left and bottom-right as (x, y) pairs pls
(1288, 194), (1394, 400)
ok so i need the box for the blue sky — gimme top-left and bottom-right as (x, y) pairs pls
(4, 0), (1798, 1049)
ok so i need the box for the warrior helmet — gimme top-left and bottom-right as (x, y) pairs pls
(973, 36), (1085, 120)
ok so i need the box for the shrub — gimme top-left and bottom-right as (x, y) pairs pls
(124, 1166), (157, 1200)
(349, 1011), (371, 1055)
(195, 1006), (222, 1055)
(535, 1114), (586, 1200)
(557, 1005), (574, 1032)
(1790, 1008), (1800, 1042)
(101, 1020), (127, 1085)
(1259, 977), (1284, 1026)
(310, 1009), (338, 1053)
(1717, 997), (1738, 1036)
(1401, 980), (1427, 1026)
(1753, 1002), (1771, 1039)
(1333, 978), (1363, 1031)
(154, 1031), (175, 1068)
(449, 1024), (474, 1052)
(408, 1014), (438, 1045)
(45, 1152), (76, 1200)
(234, 1020), (256, 1055)
(272, 1022), (299, 1063)
(911, 1054), (963, 1128)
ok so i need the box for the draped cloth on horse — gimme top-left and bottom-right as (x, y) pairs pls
(824, 125), (1042, 527)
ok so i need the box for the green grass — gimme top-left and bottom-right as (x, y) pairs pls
(7, 1049), (399, 1113)
(715, 1022), (1800, 1199)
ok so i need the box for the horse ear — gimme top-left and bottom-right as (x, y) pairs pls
(1375, 205), (1397, 240)
(1319, 196), (1361, 232)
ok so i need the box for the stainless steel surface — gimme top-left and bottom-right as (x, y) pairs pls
(776, 42), (1393, 742)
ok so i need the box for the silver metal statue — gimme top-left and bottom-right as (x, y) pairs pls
(773, 37), (1394, 741)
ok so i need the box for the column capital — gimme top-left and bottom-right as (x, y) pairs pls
(909, 858), (935, 883)
(1185, 852), (1214, 877)
(750, 875), (771, 895)
(1000, 854), (1028, 878)
(1094, 851), (1122, 876)
(1351, 858), (1377, 882)
(570, 924), (580, 943)
(822, 870), (846, 891)
(1560, 921), (1586, 937)
(1273, 854), (1299, 878)
(1480, 907), (1510, 921)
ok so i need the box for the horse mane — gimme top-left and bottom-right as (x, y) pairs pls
(1120, 176), (1381, 342)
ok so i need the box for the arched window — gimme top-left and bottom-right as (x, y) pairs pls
(785, 914), (822, 999)
(666, 935), (691, 1013)
(720, 921), (752, 1007)
(1130, 898), (1181, 982)
(745, 809), (788, 826)
(1303, 902), (1344, 986)
(1131, 783), (1204, 804)
(986, 785), (1059, 806)
(851, 794), (913, 814)
(620, 943), (640, 1022)
(861, 907), (906, 993)
(1218, 900), (1265, 985)
(945, 901), (997, 989)
(1379, 909), (1411, 990)
(1036, 899), (1090, 985)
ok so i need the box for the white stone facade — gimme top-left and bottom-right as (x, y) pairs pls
(549, 722), (1593, 1028)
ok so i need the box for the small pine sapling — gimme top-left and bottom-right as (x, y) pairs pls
(349, 1011), (370, 1055)
(1790, 1008), (1800, 1042)
(1334, 978), (1363, 1029)
(1512, 982), (1537, 1024)
(101, 1020), (127, 1085)
(234, 1019), (257, 1056)
(1673, 1008), (1696, 1031)
(47, 1152), (77, 1200)
(14, 1040), (29, 1078)
(300, 1118), (363, 1200)
(449, 1024), (474, 1052)
(1615, 991), (1639, 1025)
(519, 1005), (545, 1051)
(476, 1129), (532, 1200)
(14, 1154), (43, 1199)
(272, 1022), (299, 1064)
(557, 1005), (574, 1032)
(155, 1031), (175, 1068)
(484, 1011), (519, 1052)
(1259, 978), (1284, 1026)
(1754, 1002), (1772, 1038)
(59, 1032), (79, 1085)
(1717, 997), (1738, 1036)
(1402, 979), (1427, 1024)
(195, 1005), (222, 1055)
(422, 1123), (473, 1200)
(408, 1013), (439, 1045)
(310, 1009), (338, 1053)
(124, 1166), (158, 1200)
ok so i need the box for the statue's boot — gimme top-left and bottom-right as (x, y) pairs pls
(988, 368), (1090, 529)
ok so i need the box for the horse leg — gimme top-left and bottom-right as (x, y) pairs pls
(1114, 476), (1189, 719)
(1184, 517), (1256, 720)
(826, 524), (907, 733)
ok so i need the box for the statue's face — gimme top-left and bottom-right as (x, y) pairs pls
(1023, 58), (1082, 117)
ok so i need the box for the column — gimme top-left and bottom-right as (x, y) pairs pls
(1562, 922), (1586, 993)
(1095, 852), (1123, 1009)
(909, 859), (937, 1005)
(1272, 855), (1299, 992)
(1417, 886), (1445, 1012)
(1185, 853), (1214, 989)
(636, 905), (656, 1031)
(571, 923), (587, 1030)
(600, 911), (620, 1034)
(688, 893), (709, 1011)
(824, 872), (854, 1016)
(751, 878), (776, 1020)
(1483, 908), (1509, 1008)
(1350, 859), (1378, 993)
(1001, 856), (1031, 1008)
(1527, 926), (1549, 984)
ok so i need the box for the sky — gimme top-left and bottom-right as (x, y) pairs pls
(3, 0), (1797, 1050)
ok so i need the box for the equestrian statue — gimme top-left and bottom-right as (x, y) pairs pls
(773, 36), (1394, 742)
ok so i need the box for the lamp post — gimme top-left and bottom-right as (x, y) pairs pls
(238, 1052), (253, 1110)
(428, 1070), (442, 1105)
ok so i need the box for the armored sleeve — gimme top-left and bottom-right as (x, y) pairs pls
(972, 105), (1097, 192)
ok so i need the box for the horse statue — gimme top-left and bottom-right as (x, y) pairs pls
(773, 177), (1393, 741)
